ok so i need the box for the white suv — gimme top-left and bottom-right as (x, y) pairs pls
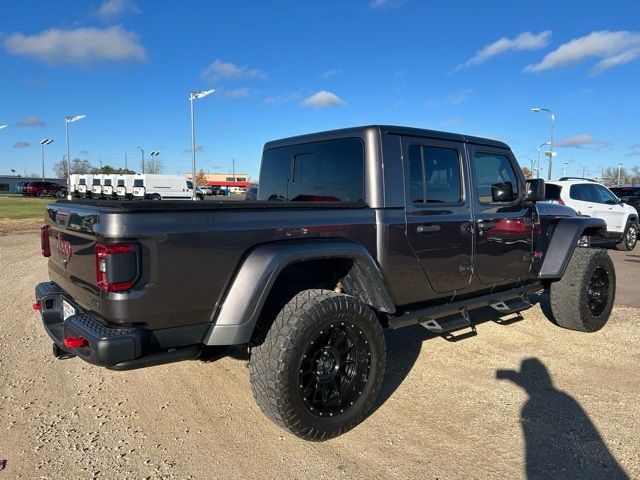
(544, 178), (638, 251)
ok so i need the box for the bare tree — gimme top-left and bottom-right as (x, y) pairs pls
(144, 157), (163, 174)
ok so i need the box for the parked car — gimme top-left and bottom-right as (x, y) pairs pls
(544, 178), (638, 251)
(24, 181), (66, 198)
(211, 186), (226, 196)
(36, 125), (614, 441)
(200, 186), (213, 195)
(132, 174), (204, 200)
(245, 186), (258, 200)
(16, 181), (30, 195)
(610, 186), (640, 211)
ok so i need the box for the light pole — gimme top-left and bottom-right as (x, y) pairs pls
(563, 162), (568, 178)
(618, 163), (623, 186)
(149, 151), (160, 173)
(137, 146), (144, 174)
(189, 89), (215, 200)
(40, 138), (54, 181)
(531, 107), (555, 180)
(583, 166), (587, 178)
(536, 141), (550, 179)
(65, 115), (86, 197)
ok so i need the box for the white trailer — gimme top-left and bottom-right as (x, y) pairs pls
(116, 174), (135, 200)
(132, 174), (202, 200)
(77, 174), (94, 198)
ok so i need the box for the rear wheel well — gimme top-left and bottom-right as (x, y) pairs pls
(250, 258), (386, 346)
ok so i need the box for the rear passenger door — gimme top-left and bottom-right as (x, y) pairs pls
(401, 138), (473, 294)
(469, 147), (534, 285)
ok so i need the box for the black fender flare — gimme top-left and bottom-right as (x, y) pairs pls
(537, 216), (607, 279)
(204, 239), (395, 345)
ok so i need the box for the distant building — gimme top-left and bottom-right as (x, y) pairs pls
(186, 172), (252, 189)
(0, 175), (66, 194)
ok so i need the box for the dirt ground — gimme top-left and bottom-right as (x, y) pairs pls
(1, 229), (638, 479)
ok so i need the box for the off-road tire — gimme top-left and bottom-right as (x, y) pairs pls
(546, 248), (615, 332)
(249, 289), (385, 441)
(615, 222), (637, 251)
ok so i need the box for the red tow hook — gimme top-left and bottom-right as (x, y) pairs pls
(32, 302), (42, 311)
(64, 336), (87, 348)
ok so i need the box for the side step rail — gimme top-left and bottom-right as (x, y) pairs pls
(388, 283), (541, 330)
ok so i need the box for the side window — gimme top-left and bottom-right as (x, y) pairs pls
(594, 185), (619, 204)
(258, 138), (364, 202)
(569, 184), (584, 201)
(408, 145), (462, 204)
(544, 184), (562, 200)
(473, 152), (519, 203)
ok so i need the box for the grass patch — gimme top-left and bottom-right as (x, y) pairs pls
(0, 196), (53, 220)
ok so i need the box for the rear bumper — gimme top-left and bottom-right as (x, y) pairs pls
(35, 282), (207, 370)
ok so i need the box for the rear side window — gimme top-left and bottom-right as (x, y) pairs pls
(117, 179), (125, 186)
(104, 179), (112, 186)
(258, 138), (364, 202)
(473, 152), (519, 203)
(544, 184), (562, 200)
(570, 184), (598, 202)
(92, 179), (101, 186)
(408, 145), (462, 204)
(79, 179), (86, 185)
(133, 179), (144, 187)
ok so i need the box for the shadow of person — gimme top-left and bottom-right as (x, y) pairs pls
(497, 358), (628, 480)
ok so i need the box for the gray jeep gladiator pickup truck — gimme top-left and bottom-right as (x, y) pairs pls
(35, 125), (615, 440)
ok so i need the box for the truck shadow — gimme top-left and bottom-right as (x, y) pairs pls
(497, 358), (628, 480)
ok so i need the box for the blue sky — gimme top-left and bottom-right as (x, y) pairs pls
(1, 0), (640, 180)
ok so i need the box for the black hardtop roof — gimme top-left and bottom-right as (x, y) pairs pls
(264, 125), (510, 150)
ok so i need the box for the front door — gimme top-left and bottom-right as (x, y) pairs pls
(469, 147), (534, 285)
(402, 138), (473, 294)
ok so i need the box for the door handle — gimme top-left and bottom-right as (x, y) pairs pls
(477, 220), (496, 232)
(417, 224), (441, 234)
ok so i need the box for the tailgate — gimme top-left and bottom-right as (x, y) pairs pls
(45, 204), (101, 311)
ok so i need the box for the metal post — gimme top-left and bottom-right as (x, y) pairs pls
(536, 142), (549, 180)
(563, 162), (568, 178)
(583, 166), (586, 178)
(549, 113), (555, 180)
(190, 95), (196, 200)
(65, 120), (70, 188)
(41, 143), (45, 181)
(618, 163), (623, 186)
(125, 152), (128, 170)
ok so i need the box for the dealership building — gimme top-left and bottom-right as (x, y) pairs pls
(186, 172), (252, 189)
(0, 175), (66, 194)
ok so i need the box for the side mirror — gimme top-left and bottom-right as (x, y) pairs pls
(525, 178), (545, 202)
(619, 196), (631, 204)
(491, 182), (514, 202)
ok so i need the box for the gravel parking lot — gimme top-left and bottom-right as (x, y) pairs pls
(1, 229), (638, 479)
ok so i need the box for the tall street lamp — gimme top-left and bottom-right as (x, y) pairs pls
(40, 138), (54, 181)
(536, 141), (550, 179)
(149, 151), (160, 173)
(137, 146), (144, 174)
(189, 89), (215, 200)
(618, 163), (623, 186)
(531, 107), (555, 180)
(65, 114), (86, 196)
(563, 162), (568, 178)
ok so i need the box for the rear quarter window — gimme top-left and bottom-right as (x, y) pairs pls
(544, 184), (562, 200)
(134, 179), (144, 187)
(258, 138), (364, 202)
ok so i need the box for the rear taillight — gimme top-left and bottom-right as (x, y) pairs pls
(64, 336), (87, 348)
(95, 243), (138, 292)
(41, 225), (51, 257)
(557, 198), (566, 205)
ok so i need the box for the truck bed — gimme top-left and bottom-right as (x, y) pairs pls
(58, 199), (368, 211)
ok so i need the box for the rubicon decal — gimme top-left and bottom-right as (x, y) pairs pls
(56, 233), (73, 266)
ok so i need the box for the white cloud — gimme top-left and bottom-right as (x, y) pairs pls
(14, 141), (30, 148)
(201, 59), (264, 82)
(220, 87), (251, 99)
(301, 91), (344, 108)
(525, 31), (640, 74)
(4, 26), (147, 66)
(449, 89), (473, 105)
(320, 69), (341, 79)
(455, 31), (551, 71)
(96, 0), (140, 20)
(556, 134), (611, 149)
(370, 0), (405, 9)
(17, 116), (45, 127)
